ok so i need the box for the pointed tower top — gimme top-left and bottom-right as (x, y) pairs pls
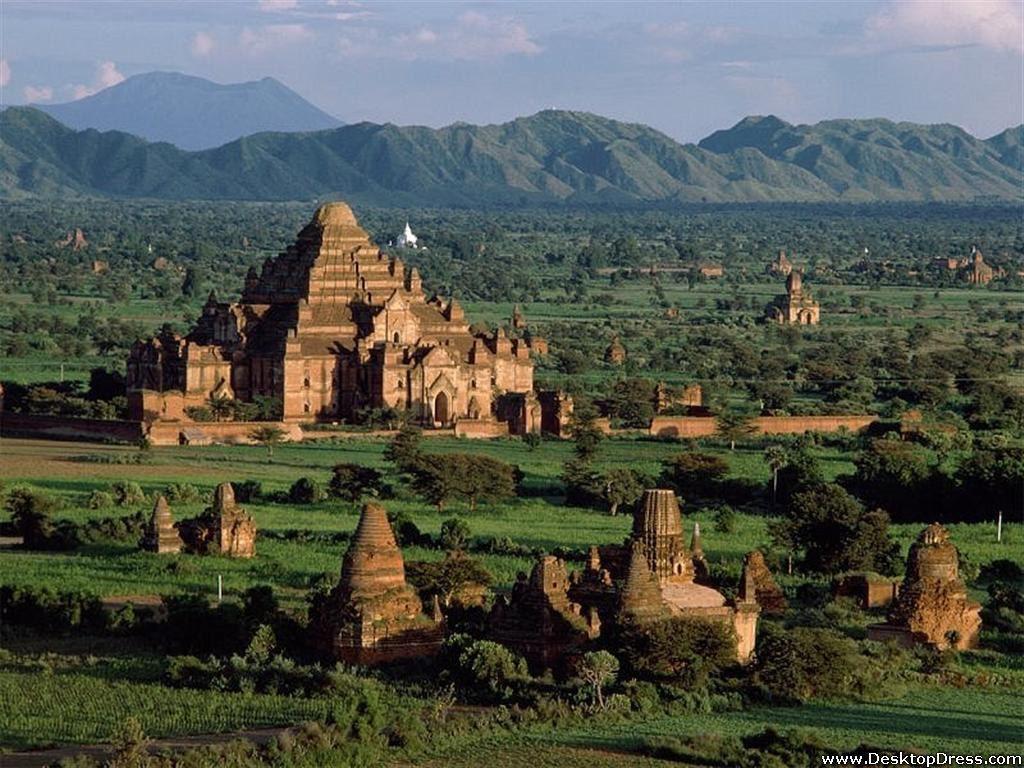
(340, 503), (407, 595)
(690, 521), (704, 558)
(617, 540), (670, 625)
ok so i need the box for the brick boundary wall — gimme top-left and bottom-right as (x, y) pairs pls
(649, 414), (877, 439)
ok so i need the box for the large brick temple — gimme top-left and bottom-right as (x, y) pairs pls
(128, 202), (543, 433)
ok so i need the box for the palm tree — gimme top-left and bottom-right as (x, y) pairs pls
(249, 425), (286, 461)
(764, 445), (788, 509)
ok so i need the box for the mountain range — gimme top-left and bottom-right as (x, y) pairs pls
(2, 105), (1020, 206)
(36, 72), (342, 151)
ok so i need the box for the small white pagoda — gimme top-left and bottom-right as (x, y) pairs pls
(396, 222), (419, 249)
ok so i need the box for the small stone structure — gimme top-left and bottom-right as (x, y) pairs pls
(139, 495), (183, 554)
(767, 270), (820, 325)
(488, 556), (600, 672)
(312, 502), (443, 665)
(738, 550), (787, 614)
(868, 524), (981, 650)
(767, 249), (794, 276)
(604, 335), (627, 365)
(835, 572), (900, 609)
(177, 482), (257, 558)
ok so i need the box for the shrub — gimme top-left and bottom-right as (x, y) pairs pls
(233, 480), (263, 503)
(6, 486), (62, 548)
(0, 585), (106, 632)
(618, 616), (737, 689)
(752, 624), (864, 704)
(86, 490), (115, 510)
(440, 634), (530, 704)
(163, 483), (202, 504)
(387, 509), (423, 546)
(440, 517), (471, 551)
(109, 481), (146, 507)
(288, 477), (325, 504)
(712, 505), (737, 533)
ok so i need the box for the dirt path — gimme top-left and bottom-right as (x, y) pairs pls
(2, 727), (287, 768)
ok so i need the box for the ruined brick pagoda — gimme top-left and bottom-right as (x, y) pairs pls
(767, 269), (820, 325)
(312, 502), (443, 665)
(128, 202), (542, 433)
(868, 523), (982, 650)
(177, 482), (257, 558)
(139, 495), (183, 555)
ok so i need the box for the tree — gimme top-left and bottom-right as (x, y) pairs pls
(411, 454), (517, 512)
(764, 445), (788, 509)
(770, 483), (900, 575)
(384, 426), (423, 473)
(602, 468), (646, 516)
(328, 463), (385, 502)
(249, 425), (285, 460)
(660, 452), (729, 498)
(716, 406), (758, 451)
(207, 394), (233, 422)
(774, 446), (824, 507)
(439, 517), (471, 551)
(406, 552), (493, 607)
(574, 651), (619, 710)
(568, 402), (604, 462)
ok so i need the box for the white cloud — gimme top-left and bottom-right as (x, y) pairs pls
(373, 11), (540, 61)
(68, 61), (125, 100)
(867, 0), (1024, 53)
(239, 23), (312, 54)
(191, 31), (216, 57)
(259, 0), (298, 11)
(23, 85), (54, 102)
(0, 59), (10, 87)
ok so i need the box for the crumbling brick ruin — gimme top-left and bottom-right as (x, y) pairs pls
(497, 489), (764, 669)
(311, 502), (443, 665)
(177, 482), (257, 558)
(138, 495), (183, 555)
(868, 523), (982, 650)
(767, 269), (820, 325)
(488, 556), (600, 672)
(737, 550), (787, 614)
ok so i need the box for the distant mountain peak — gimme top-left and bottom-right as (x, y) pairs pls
(37, 71), (342, 150)
(2, 107), (1019, 205)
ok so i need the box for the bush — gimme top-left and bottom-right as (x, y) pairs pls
(440, 634), (530, 704)
(163, 483), (202, 504)
(0, 585), (106, 633)
(86, 490), (115, 510)
(387, 509), (424, 546)
(288, 477), (325, 505)
(109, 481), (146, 507)
(712, 505), (737, 533)
(233, 480), (263, 503)
(440, 517), (471, 551)
(618, 616), (737, 689)
(752, 624), (864, 704)
(6, 486), (62, 548)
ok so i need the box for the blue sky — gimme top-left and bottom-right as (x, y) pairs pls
(1, 0), (1021, 142)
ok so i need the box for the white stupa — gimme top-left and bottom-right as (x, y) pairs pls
(396, 222), (418, 249)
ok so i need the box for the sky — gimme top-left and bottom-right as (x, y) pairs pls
(1, 0), (1021, 142)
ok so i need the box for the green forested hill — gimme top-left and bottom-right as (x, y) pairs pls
(1, 107), (1019, 205)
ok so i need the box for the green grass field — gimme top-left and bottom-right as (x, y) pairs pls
(1, 435), (1021, 758)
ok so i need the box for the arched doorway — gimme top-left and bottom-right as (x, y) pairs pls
(434, 391), (450, 425)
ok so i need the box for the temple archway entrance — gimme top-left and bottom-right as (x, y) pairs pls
(434, 391), (450, 425)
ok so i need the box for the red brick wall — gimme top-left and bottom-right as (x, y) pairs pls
(649, 414), (877, 439)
